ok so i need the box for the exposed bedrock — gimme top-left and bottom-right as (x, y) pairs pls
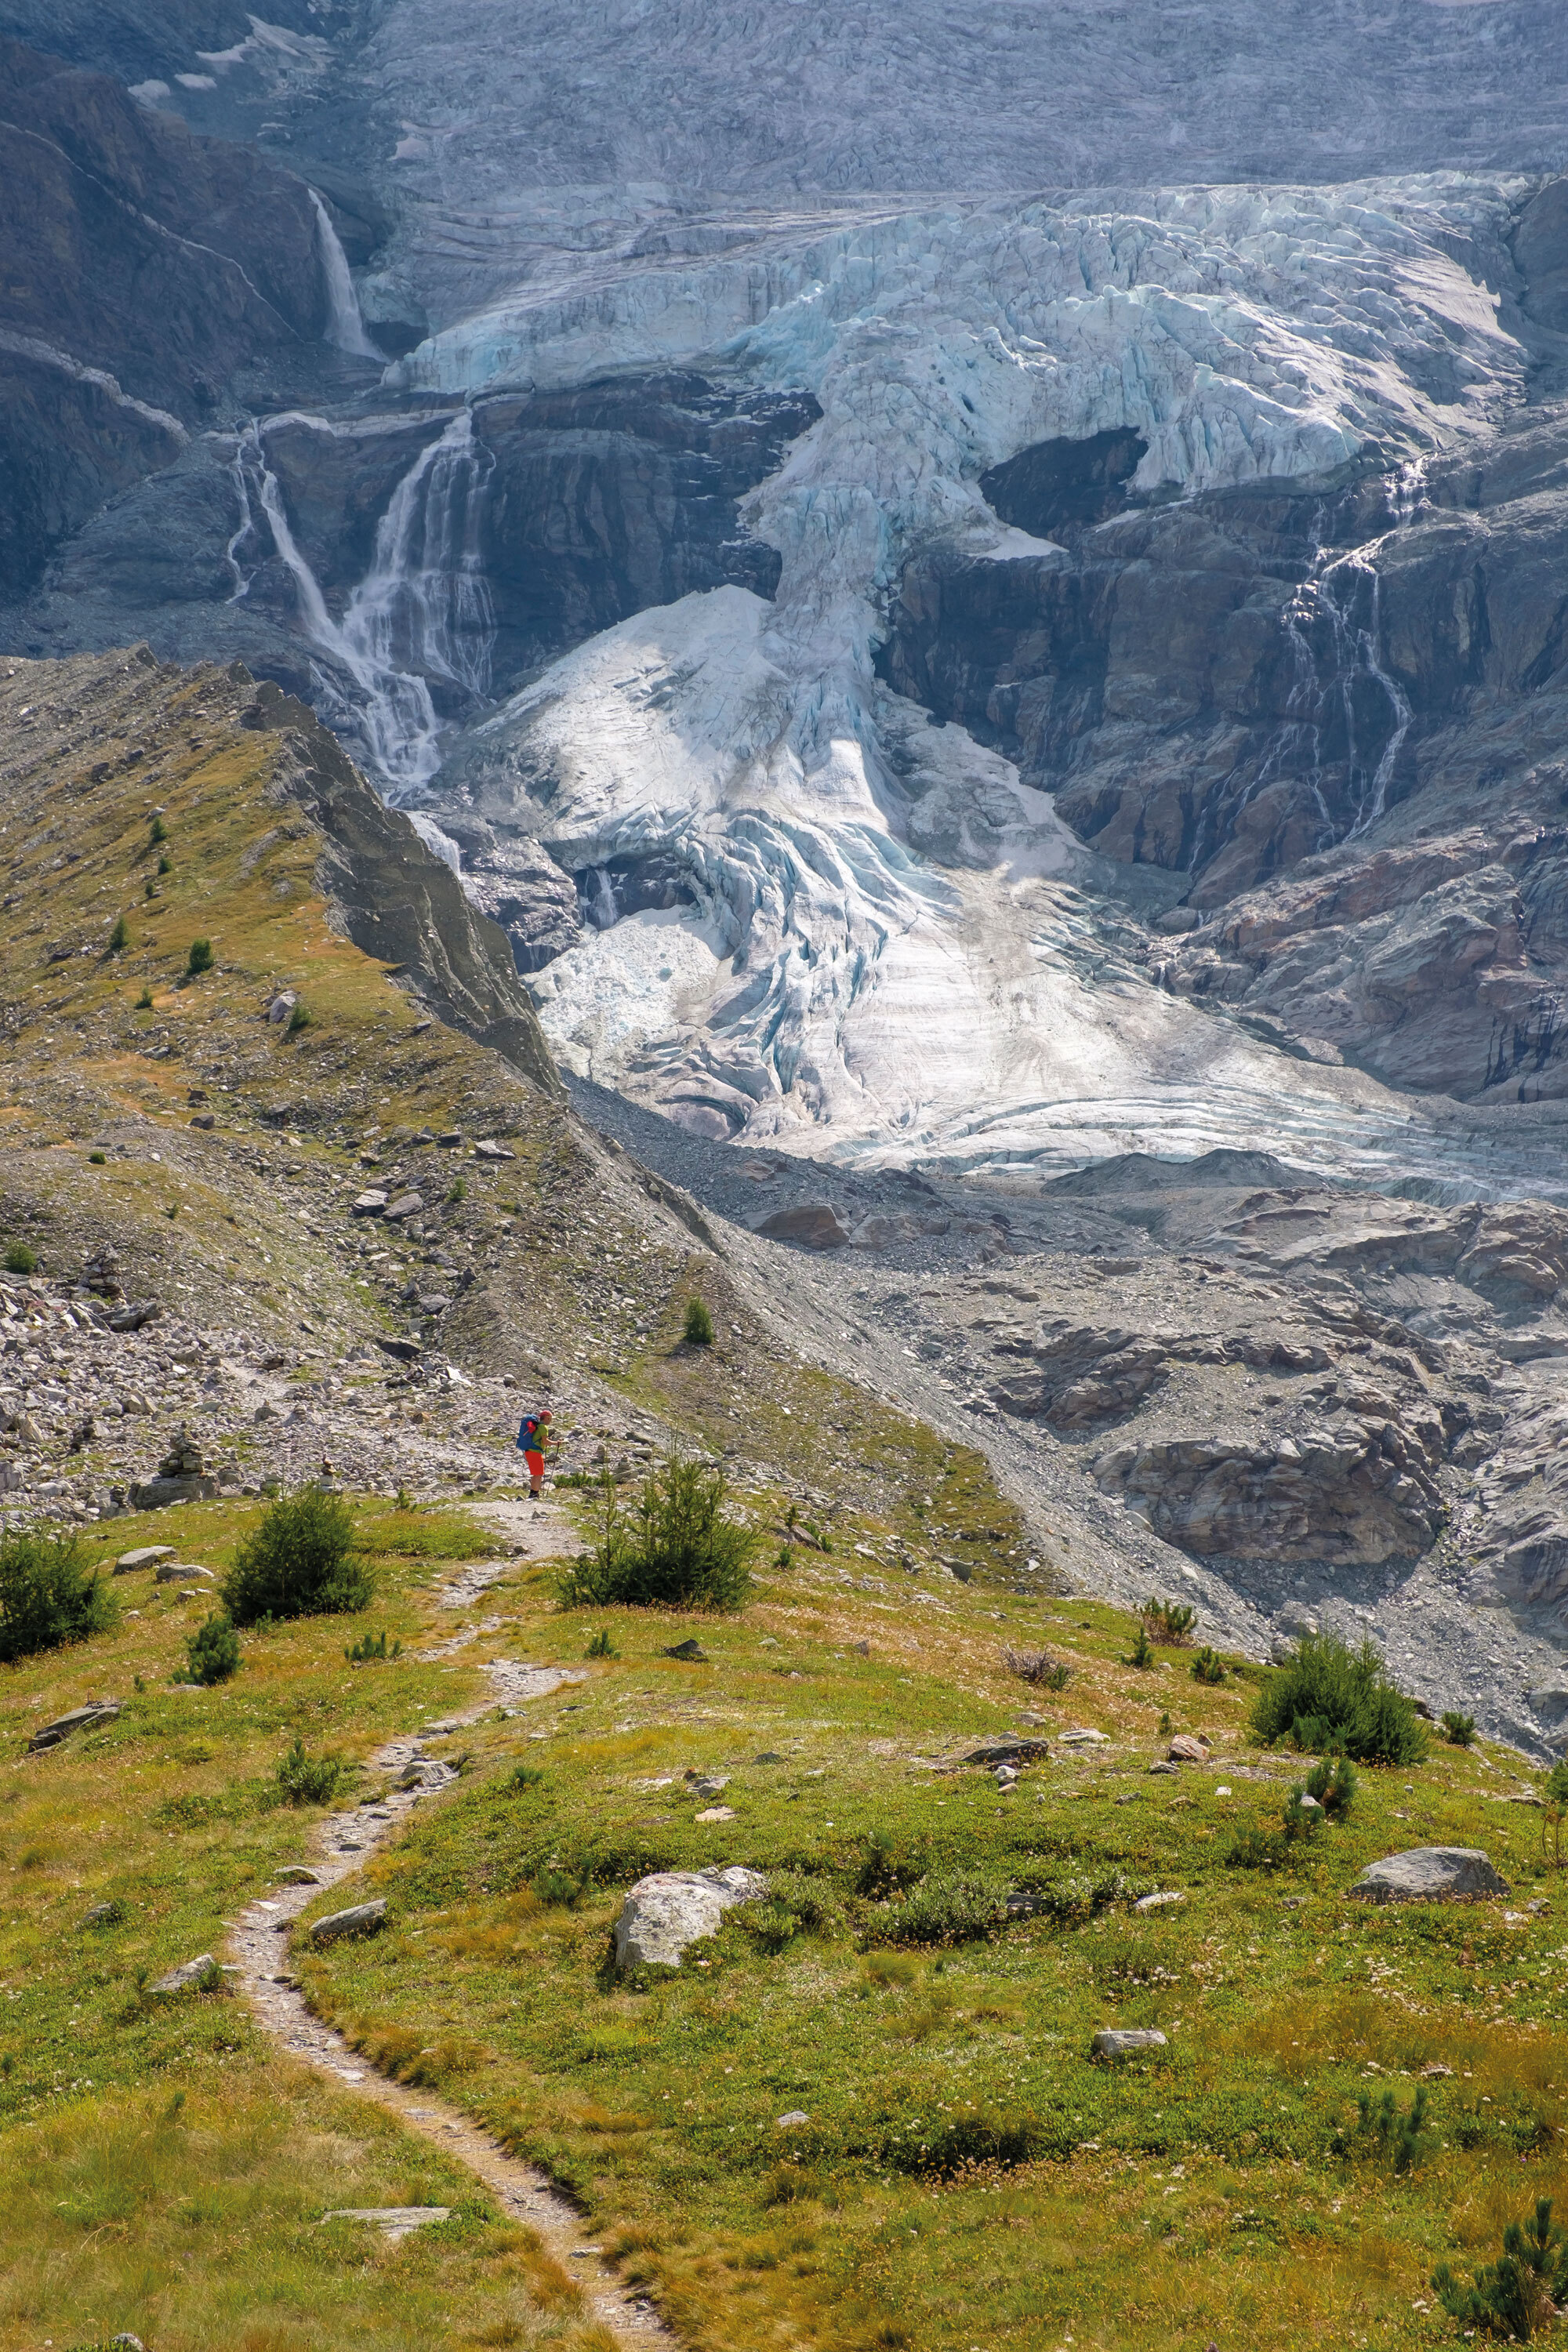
(8, 374), (818, 719)
(0, 34), (365, 597)
(880, 392), (1568, 1104)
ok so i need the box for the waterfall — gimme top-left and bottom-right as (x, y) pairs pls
(309, 191), (379, 359)
(222, 409), (497, 797)
(1246, 467), (1424, 851)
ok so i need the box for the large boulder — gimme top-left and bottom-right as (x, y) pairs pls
(612, 1866), (768, 1970)
(310, 1900), (388, 1945)
(1348, 1847), (1510, 1904)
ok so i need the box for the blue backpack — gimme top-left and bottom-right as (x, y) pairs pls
(517, 1414), (545, 1452)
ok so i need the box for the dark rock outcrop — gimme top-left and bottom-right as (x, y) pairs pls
(239, 674), (562, 1094)
(0, 34), (333, 593)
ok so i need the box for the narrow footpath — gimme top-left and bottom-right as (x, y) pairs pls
(227, 1497), (675, 2348)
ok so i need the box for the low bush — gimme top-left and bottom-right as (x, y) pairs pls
(856, 1828), (928, 1899)
(1127, 1620), (1155, 1668)
(184, 936), (215, 978)
(0, 1529), (116, 1663)
(1250, 1632), (1428, 1765)
(1142, 1596), (1196, 1646)
(274, 1739), (347, 1807)
(3, 1240), (37, 1276)
(1305, 1752), (1357, 1817)
(682, 1298), (714, 1345)
(107, 914), (129, 953)
(584, 1627), (619, 1658)
(183, 1610), (240, 1686)
(557, 1457), (756, 1610)
(1350, 2084), (1430, 2176)
(286, 1002), (312, 1035)
(345, 1628), (401, 1662)
(222, 1487), (372, 1624)
(1191, 1645), (1227, 1685)
(870, 1869), (1010, 1947)
(1441, 1710), (1476, 1747)
(1434, 2198), (1568, 2339)
(1003, 1646), (1071, 1689)
(740, 1869), (840, 1951)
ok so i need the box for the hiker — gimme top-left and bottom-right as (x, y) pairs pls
(517, 1406), (552, 1498)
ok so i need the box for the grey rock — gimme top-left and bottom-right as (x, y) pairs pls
(1349, 1847), (1511, 1904)
(267, 993), (298, 1024)
(310, 1898), (389, 1944)
(114, 1544), (175, 1573)
(81, 1900), (123, 1926)
(754, 1203), (851, 1250)
(28, 1699), (120, 1751)
(612, 1866), (768, 1969)
(1168, 1735), (1210, 1763)
(1147, 1760), (1179, 1775)
(129, 1473), (220, 1509)
(1058, 1726), (1109, 1748)
(1134, 1890), (1185, 1911)
(107, 1301), (162, 1332)
(154, 1559), (214, 1584)
(474, 1139), (515, 1160)
(323, 2206), (451, 2240)
(774, 2110), (811, 2128)
(963, 1737), (1051, 1766)
(383, 1191), (424, 1222)
(1093, 2027), (1169, 2058)
(351, 1190), (389, 1217)
(686, 1773), (730, 1797)
(151, 1952), (220, 1994)
(272, 1866), (321, 1884)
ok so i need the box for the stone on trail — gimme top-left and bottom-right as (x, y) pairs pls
(1348, 1847), (1511, 1904)
(114, 1544), (176, 1573)
(151, 1953), (219, 1994)
(1093, 2027), (1169, 2059)
(612, 1866), (768, 1970)
(310, 1899), (389, 1944)
(273, 1866), (321, 1885)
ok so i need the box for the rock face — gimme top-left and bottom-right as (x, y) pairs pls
(1348, 1848), (1511, 1904)
(612, 1866), (768, 1970)
(0, 35), (332, 596)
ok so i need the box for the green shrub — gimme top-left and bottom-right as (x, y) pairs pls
(1352, 2083), (1430, 2176)
(1004, 1647), (1072, 1690)
(510, 1763), (546, 1791)
(1305, 1752), (1357, 1817)
(345, 1628), (401, 1662)
(856, 1828), (928, 1900)
(183, 1610), (240, 1686)
(1434, 2198), (1568, 2339)
(1545, 1760), (1568, 1806)
(445, 1174), (465, 1204)
(1250, 1632), (1427, 1766)
(1127, 1620), (1155, 1668)
(89, 1151), (107, 1165)
(136, 984), (154, 1010)
(1142, 1596), (1196, 1646)
(1442, 1710), (1477, 1748)
(157, 852), (172, 877)
(682, 1297), (715, 1346)
(3, 1240), (37, 1275)
(149, 814), (167, 845)
(184, 936), (215, 978)
(739, 1869), (839, 1951)
(584, 1626), (619, 1658)
(286, 1002), (312, 1035)
(0, 1529), (116, 1663)
(873, 1868), (1010, 1948)
(274, 1739), (346, 1807)
(222, 1486), (372, 1624)
(557, 1457), (755, 1611)
(107, 914), (129, 953)
(1191, 1645), (1226, 1685)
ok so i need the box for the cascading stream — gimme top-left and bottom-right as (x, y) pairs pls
(223, 410), (496, 797)
(309, 191), (380, 360)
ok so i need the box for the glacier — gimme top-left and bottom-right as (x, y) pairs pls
(402, 176), (1543, 1178)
